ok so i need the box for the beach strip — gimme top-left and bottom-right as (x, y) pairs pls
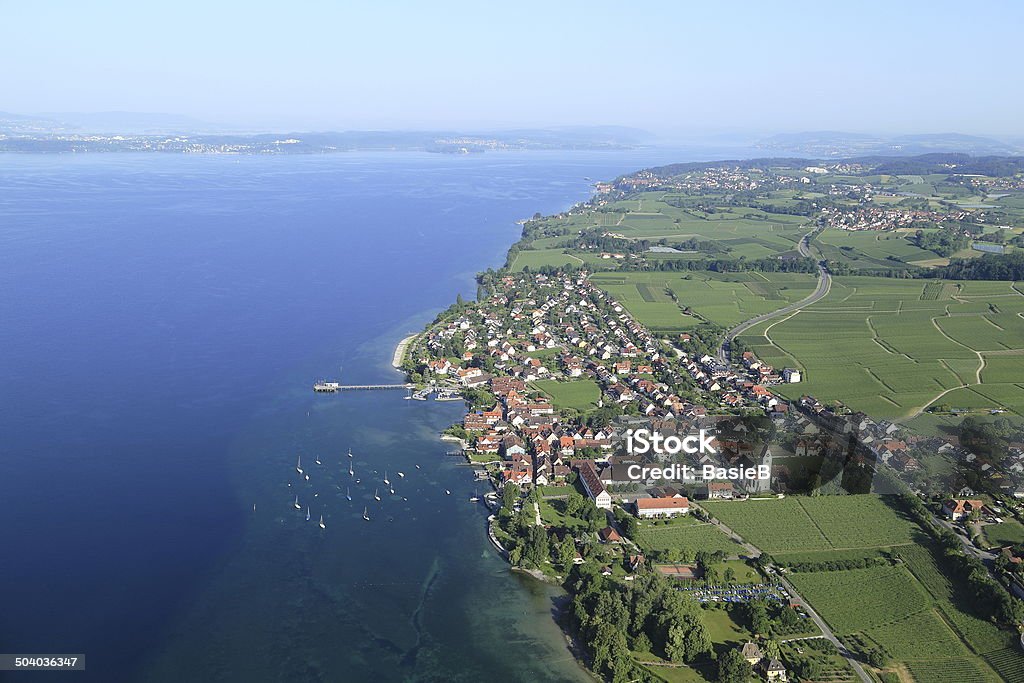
(392, 333), (418, 368)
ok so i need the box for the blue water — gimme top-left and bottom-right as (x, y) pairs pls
(0, 149), (740, 682)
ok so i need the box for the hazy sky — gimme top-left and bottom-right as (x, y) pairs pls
(3, 0), (1021, 135)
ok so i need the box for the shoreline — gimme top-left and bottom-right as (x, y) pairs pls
(391, 333), (418, 368)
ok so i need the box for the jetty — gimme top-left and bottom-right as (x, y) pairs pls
(314, 381), (414, 393)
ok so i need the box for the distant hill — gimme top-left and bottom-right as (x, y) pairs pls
(756, 130), (1021, 157)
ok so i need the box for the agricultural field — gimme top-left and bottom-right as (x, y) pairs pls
(789, 564), (931, 633)
(777, 520), (1021, 681)
(816, 228), (940, 268)
(702, 495), (916, 555)
(634, 515), (741, 557)
(735, 276), (1024, 425)
(590, 270), (817, 332)
(510, 247), (584, 271)
(530, 378), (601, 413)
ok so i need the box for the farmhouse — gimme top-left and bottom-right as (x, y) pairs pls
(635, 496), (690, 518)
(782, 368), (801, 383)
(705, 481), (734, 500)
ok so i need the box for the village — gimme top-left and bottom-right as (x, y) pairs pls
(401, 259), (1024, 682)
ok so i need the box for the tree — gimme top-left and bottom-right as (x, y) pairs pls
(556, 535), (576, 567)
(717, 649), (753, 682)
(502, 482), (518, 512)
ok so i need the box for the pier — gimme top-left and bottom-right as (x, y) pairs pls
(314, 382), (415, 393)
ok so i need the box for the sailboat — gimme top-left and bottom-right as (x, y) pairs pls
(319, 514), (326, 529)
(389, 486), (395, 495)
(374, 488), (381, 501)
(348, 461), (354, 477)
(296, 455), (303, 474)
(445, 489), (451, 495)
(346, 487), (352, 501)
(293, 495), (301, 510)
(306, 506), (311, 522)
(469, 489), (479, 503)
(363, 506), (370, 521)
(398, 471), (405, 478)
(383, 470), (390, 486)
(315, 455), (322, 465)
(348, 448), (353, 458)
(415, 464), (420, 469)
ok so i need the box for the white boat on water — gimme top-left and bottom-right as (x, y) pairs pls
(293, 495), (301, 510)
(374, 488), (381, 501)
(348, 448), (353, 458)
(315, 456), (322, 465)
(389, 487), (395, 495)
(363, 506), (370, 521)
(306, 506), (311, 522)
(349, 461), (354, 477)
(445, 489), (451, 495)
(296, 455), (303, 474)
(383, 470), (390, 486)
(346, 487), (352, 501)
(398, 472), (405, 478)
(319, 514), (326, 529)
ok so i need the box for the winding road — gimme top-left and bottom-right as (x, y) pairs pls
(717, 229), (832, 363)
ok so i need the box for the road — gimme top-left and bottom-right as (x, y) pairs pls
(705, 511), (872, 683)
(717, 229), (832, 363)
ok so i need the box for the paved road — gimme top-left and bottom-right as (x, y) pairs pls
(717, 230), (832, 363)
(705, 511), (872, 683)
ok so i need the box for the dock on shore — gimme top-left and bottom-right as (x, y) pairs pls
(392, 333), (419, 368)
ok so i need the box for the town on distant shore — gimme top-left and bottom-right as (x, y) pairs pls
(400, 154), (1024, 683)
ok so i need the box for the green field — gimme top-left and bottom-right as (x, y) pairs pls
(634, 515), (742, 557)
(591, 270), (817, 332)
(530, 378), (601, 413)
(734, 276), (1024, 423)
(702, 495), (916, 555)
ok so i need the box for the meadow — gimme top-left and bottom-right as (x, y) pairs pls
(530, 378), (601, 413)
(634, 515), (741, 556)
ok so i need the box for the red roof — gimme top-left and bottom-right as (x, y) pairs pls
(636, 497), (689, 511)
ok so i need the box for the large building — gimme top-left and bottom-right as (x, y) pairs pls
(635, 496), (690, 518)
(578, 461), (612, 509)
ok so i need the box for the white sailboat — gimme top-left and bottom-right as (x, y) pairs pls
(348, 461), (354, 477)
(389, 486), (395, 495)
(319, 514), (326, 529)
(293, 495), (301, 510)
(383, 470), (390, 486)
(296, 455), (303, 474)
(374, 488), (381, 501)
(398, 472), (405, 478)
(315, 455), (322, 465)
(348, 448), (353, 458)
(363, 506), (370, 521)
(306, 506), (311, 522)
(445, 489), (451, 495)
(346, 487), (352, 501)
